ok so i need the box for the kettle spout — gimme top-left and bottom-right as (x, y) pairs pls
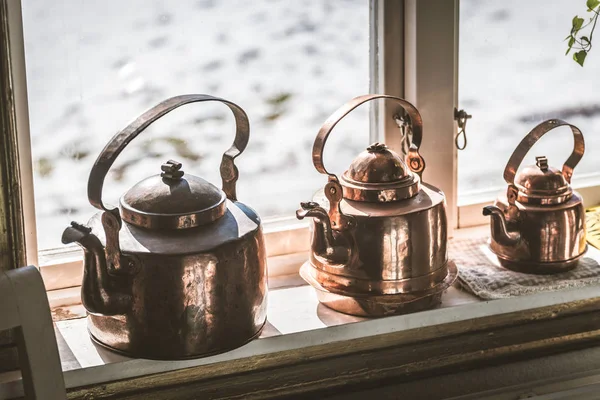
(297, 201), (351, 263)
(62, 221), (95, 247)
(62, 221), (131, 316)
(297, 201), (336, 248)
(483, 206), (521, 246)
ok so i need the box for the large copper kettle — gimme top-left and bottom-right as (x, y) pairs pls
(297, 94), (456, 317)
(62, 94), (267, 359)
(483, 119), (587, 274)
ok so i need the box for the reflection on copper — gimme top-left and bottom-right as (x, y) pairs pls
(62, 95), (267, 359)
(484, 119), (587, 274)
(298, 95), (454, 317)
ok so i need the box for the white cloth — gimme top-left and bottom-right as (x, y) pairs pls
(451, 237), (600, 300)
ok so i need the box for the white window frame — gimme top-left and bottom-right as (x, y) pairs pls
(9, 0), (394, 292)
(8, 0), (600, 291)
(449, 0), (600, 228)
(7, 1), (600, 397)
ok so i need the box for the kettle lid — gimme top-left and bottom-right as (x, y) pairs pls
(514, 156), (572, 205)
(119, 160), (226, 229)
(340, 142), (420, 203)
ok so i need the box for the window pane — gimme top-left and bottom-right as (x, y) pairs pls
(459, 0), (600, 198)
(22, 0), (369, 250)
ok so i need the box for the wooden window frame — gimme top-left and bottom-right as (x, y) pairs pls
(4, 1), (600, 398)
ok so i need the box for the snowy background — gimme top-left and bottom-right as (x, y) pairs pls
(21, 0), (600, 250)
(460, 0), (600, 198)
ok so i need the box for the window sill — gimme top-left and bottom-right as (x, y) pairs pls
(3, 227), (600, 399)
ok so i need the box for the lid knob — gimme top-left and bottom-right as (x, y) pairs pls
(161, 159), (184, 180)
(340, 142), (420, 203)
(535, 156), (549, 172)
(366, 142), (388, 153)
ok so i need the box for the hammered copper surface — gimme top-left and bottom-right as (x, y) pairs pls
(86, 229), (267, 360)
(62, 94), (267, 359)
(484, 119), (587, 274)
(298, 94), (452, 317)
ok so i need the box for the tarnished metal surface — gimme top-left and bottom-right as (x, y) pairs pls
(87, 94), (250, 214)
(298, 95), (452, 317)
(62, 95), (267, 359)
(484, 119), (587, 274)
(119, 167), (227, 230)
(86, 227), (267, 360)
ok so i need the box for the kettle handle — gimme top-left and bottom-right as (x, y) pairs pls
(312, 94), (425, 180)
(310, 94), (424, 231)
(503, 119), (585, 187)
(87, 94), (250, 214)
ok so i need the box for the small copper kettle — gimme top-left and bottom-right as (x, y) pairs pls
(483, 119), (587, 274)
(62, 94), (267, 359)
(297, 94), (456, 317)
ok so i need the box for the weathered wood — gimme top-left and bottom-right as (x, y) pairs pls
(0, 0), (26, 272)
(66, 297), (600, 399)
(0, 0), (27, 373)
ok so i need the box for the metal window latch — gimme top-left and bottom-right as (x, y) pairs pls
(454, 108), (472, 150)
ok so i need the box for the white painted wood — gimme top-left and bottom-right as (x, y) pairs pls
(1, 258), (600, 396)
(405, 0), (459, 233)
(371, 0), (405, 146)
(47, 286), (81, 309)
(0, 266), (66, 399)
(51, 284), (600, 389)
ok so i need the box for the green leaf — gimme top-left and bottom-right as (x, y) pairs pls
(574, 50), (588, 66)
(573, 16), (585, 32)
(581, 35), (590, 45)
(587, 0), (600, 11)
(566, 36), (576, 54)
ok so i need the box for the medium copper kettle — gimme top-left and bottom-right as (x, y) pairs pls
(483, 119), (587, 274)
(297, 94), (456, 317)
(62, 94), (267, 359)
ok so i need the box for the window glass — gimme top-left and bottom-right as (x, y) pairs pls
(459, 0), (600, 198)
(22, 0), (369, 250)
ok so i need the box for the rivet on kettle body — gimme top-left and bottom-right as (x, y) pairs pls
(483, 119), (587, 274)
(297, 94), (456, 318)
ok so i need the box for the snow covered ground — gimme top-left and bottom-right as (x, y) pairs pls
(20, 0), (600, 249)
(460, 0), (600, 196)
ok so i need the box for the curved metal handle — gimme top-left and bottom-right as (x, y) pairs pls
(312, 94), (425, 180)
(87, 94), (250, 214)
(503, 119), (585, 186)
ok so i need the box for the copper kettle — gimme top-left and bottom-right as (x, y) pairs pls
(297, 94), (456, 317)
(483, 119), (587, 274)
(62, 95), (268, 359)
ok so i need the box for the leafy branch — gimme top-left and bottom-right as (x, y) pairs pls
(566, 0), (600, 66)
